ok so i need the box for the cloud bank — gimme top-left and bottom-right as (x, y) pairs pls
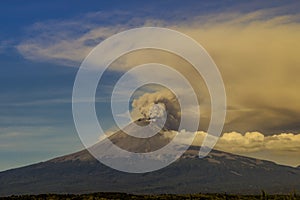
(193, 131), (300, 167)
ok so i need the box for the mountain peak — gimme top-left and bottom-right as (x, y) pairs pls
(1, 122), (300, 196)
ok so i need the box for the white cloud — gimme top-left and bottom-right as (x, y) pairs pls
(17, 26), (124, 66)
(191, 131), (300, 166)
(216, 132), (265, 152)
(192, 131), (300, 153)
(265, 133), (300, 151)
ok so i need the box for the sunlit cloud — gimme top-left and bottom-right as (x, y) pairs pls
(178, 130), (300, 167)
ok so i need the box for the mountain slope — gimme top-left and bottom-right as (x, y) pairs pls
(1, 120), (300, 196)
(1, 146), (300, 196)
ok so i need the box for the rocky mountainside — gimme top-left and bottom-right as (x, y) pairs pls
(1, 146), (300, 196)
(1, 120), (300, 196)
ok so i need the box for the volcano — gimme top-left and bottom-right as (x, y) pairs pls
(1, 119), (300, 196)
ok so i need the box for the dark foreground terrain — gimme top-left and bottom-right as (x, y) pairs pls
(1, 192), (300, 200)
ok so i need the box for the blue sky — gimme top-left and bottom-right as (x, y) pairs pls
(1, 1), (300, 171)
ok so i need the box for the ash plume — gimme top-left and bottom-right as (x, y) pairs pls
(131, 89), (181, 130)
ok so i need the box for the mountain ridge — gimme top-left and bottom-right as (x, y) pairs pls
(1, 145), (300, 196)
(1, 120), (300, 196)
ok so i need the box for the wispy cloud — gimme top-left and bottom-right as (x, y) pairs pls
(16, 7), (300, 67)
(17, 26), (124, 66)
(15, 8), (300, 135)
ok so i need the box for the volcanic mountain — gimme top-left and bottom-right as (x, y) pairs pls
(0, 119), (300, 196)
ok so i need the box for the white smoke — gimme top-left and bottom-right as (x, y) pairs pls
(148, 103), (166, 119)
(131, 89), (181, 130)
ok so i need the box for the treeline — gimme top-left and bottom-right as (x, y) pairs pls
(0, 191), (299, 200)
